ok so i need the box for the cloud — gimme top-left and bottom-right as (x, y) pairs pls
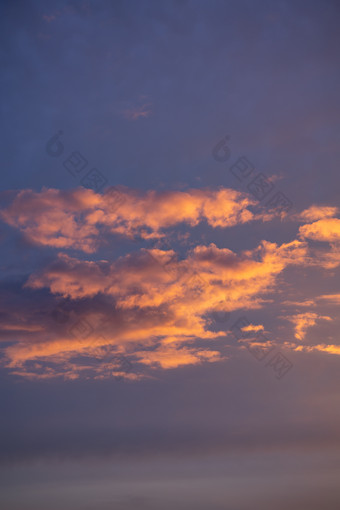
(25, 240), (308, 306)
(317, 294), (340, 305)
(122, 103), (153, 120)
(2, 188), (339, 379)
(299, 218), (340, 243)
(294, 344), (340, 356)
(313, 344), (340, 356)
(0, 186), (264, 252)
(241, 324), (264, 332)
(283, 312), (332, 341)
(0, 188), (102, 253)
(297, 210), (340, 268)
(134, 345), (223, 369)
(318, 244), (340, 269)
(281, 299), (316, 308)
(0, 237), (310, 379)
(296, 205), (339, 222)
(42, 14), (57, 23)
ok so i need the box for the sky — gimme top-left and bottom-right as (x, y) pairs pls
(0, 0), (340, 508)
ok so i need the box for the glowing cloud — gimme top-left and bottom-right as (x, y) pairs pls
(317, 294), (340, 305)
(297, 205), (339, 222)
(1, 187), (339, 380)
(299, 218), (340, 243)
(0, 186), (268, 252)
(284, 312), (332, 341)
(0, 237), (310, 379)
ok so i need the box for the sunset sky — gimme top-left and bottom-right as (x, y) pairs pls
(1, 1), (340, 509)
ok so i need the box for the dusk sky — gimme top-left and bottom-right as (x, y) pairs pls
(1, 1), (340, 509)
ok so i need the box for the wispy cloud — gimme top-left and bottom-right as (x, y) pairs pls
(122, 103), (153, 120)
(317, 293), (340, 305)
(296, 205), (339, 222)
(283, 312), (332, 341)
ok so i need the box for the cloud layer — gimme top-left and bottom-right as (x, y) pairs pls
(0, 186), (262, 252)
(1, 188), (340, 379)
(2, 238), (308, 378)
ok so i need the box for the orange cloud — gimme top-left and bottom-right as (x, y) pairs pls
(297, 205), (338, 222)
(3, 187), (339, 380)
(281, 300), (316, 307)
(25, 240), (308, 310)
(313, 344), (340, 356)
(1, 323), (44, 332)
(0, 188), (102, 253)
(135, 345), (223, 369)
(297, 210), (340, 268)
(293, 344), (340, 356)
(0, 186), (264, 252)
(241, 324), (264, 332)
(299, 218), (340, 243)
(283, 312), (332, 341)
(0, 237), (308, 379)
(317, 294), (340, 305)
